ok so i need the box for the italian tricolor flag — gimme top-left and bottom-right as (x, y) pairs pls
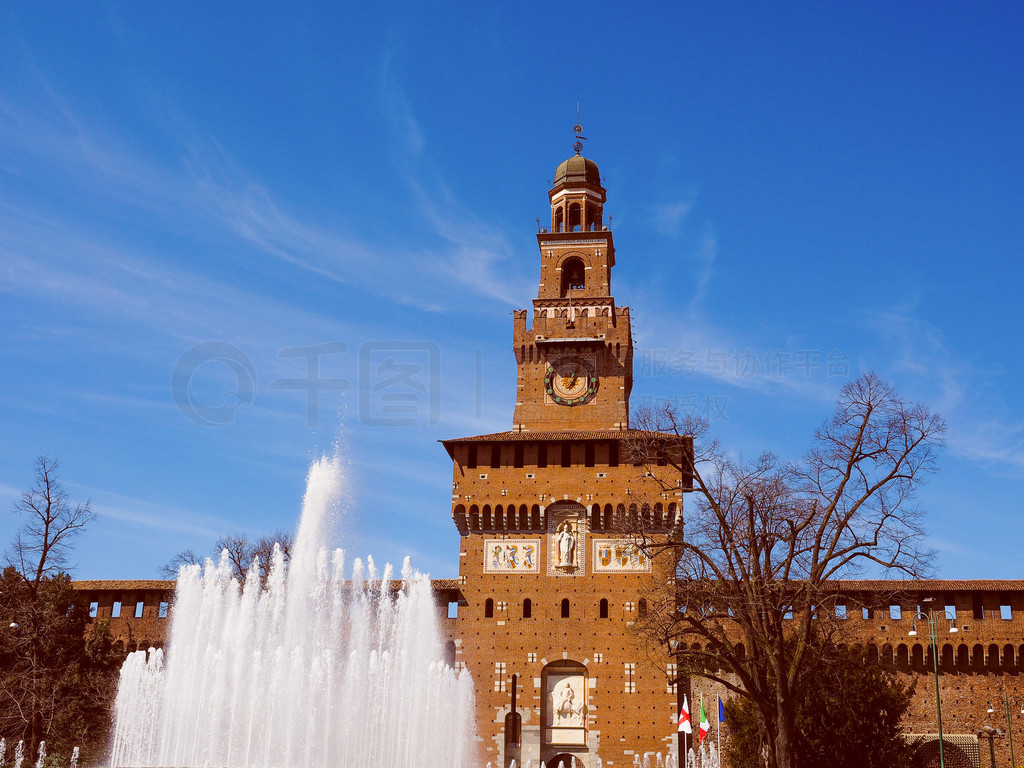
(698, 697), (710, 743)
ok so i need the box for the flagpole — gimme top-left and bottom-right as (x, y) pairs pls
(717, 694), (721, 763)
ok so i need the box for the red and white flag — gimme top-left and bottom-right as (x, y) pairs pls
(698, 696), (710, 743)
(678, 694), (692, 733)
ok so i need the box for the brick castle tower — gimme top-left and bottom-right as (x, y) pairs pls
(443, 139), (686, 768)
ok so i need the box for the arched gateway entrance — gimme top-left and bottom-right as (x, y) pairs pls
(547, 754), (585, 768)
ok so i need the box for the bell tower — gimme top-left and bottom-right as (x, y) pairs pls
(443, 131), (688, 768)
(512, 132), (633, 432)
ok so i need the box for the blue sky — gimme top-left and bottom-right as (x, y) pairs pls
(1, 3), (1022, 580)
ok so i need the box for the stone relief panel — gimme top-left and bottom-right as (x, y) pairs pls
(546, 504), (585, 577)
(544, 668), (587, 747)
(483, 539), (541, 573)
(591, 539), (651, 573)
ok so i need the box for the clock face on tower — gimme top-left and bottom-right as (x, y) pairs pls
(544, 357), (598, 406)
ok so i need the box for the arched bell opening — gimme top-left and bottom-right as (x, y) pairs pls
(560, 257), (586, 297)
(567, 202), (582, 232)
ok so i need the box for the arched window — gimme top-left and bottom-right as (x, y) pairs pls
(560, 257), (585, 296)
(568, 203), (582, 232)
(444, 640), (456, 668)
(554, 207), (564, 232)
(561, 598), (570, 618)
(599, 598), (609, 619)
(485, 598), (494, 618)
(523, 598), (532, 619)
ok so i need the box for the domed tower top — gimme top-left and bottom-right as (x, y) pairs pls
(551, 154), (603, 191)
(548, 123), (606, 233)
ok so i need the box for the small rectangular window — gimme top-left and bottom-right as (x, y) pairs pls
(1000, 603), (1012, 620)
(835, 604), (847, 620)
(466, 445), (477, 469)
(585, 443), (595, 467)
(561, 443), (571, 468)
(88, 601), (98, 618)
(624, 662), (636, 693)
(666, 663), (678, 693)
(945, 604), (957, 621)
(862, 606), (872, 620)
(537, 443), (547, 468)
(135, 600), (145, 618)
(527, 652), (537, 663)
(608, 442), (619, 467)
(973, 599), (985, 620)
(158, 601), (169, 618)
(490, 445), (501, 468)
(783, 607), (793, 620)
(889, 604), (902, 621)
(514, 445), (524, 468)
(112, 600), (121, 618)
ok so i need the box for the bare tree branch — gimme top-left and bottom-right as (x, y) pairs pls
(7, 456), (94, 590)
(625, 372), (945, 768)
(161, 530), (294, 585)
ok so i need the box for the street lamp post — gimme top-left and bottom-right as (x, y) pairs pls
(909, 600), (957, 768)
(978, 727), (998, 768)
(987, 692), (1022, 768)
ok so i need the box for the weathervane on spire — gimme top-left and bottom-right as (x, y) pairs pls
(573, 101), (587, 155)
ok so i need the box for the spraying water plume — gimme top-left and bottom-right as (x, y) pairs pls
(110, 454), (474, 768)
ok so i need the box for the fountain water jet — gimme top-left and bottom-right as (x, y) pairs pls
(110, 454), (475, 768)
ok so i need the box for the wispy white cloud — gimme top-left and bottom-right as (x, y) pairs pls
(653, 198), (694, 236)
(859, 307), (1024, 474)
(0, 67), (532, 318)
(66, 482), (229, 538)
(376, 58), (535, 308)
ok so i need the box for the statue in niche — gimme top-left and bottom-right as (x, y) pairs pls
(556, 522), (576, 567)
(552, 680), (584, 724)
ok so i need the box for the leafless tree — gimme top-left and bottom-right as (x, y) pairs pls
(7, 456), (94, 592)
(160, 530), (293, 585)
(2, 457), (99, 757)
(624, 373), (945, 768)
